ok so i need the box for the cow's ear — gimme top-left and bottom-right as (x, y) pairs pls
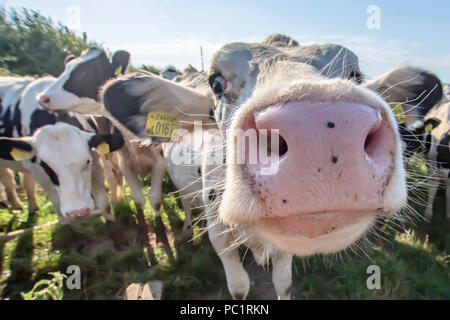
(111, 51), (130, 76)
(423, 118), (441, 132)
(88, 134), (124, 154)
(0, 138), (33, 161)
(365, 67), (443, 115)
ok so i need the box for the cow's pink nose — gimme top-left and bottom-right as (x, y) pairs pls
(245, 101), (397, 218)
(39, 96), (51, 108)
(66, 208), (91, 220)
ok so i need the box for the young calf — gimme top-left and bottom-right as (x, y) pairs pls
(0, 76), (42, 213)
(101, 35), (442, 299)
(413, 102), (450, 219)
(0, 122), (126, 247)
(38, 48), (169, 245)
(0, 76), (130, 248)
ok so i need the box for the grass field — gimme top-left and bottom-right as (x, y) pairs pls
(0, 172), (449, 300)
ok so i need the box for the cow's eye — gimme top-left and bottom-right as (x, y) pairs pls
(209, 74), (227, 99)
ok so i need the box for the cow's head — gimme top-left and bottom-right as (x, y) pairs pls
(101, 36), (437, 257)
(0, 123), (124, 220)
(38, 48), (130, 114)
(399, 118), (442, 156)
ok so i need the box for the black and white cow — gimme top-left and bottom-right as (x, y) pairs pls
(410, 102), (450, 219)
(0, 76), (41, 213)
(100, 35), (442, 300)
(38, 48), (168, 245)
(0, 76), (129, 248)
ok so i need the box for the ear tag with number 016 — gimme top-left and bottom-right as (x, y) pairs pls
(145, 110), (180, 141)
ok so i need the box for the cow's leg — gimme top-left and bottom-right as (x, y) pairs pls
(0, 166), (22, 210)
(271, 253), (293, 300)
(102, 155), (123, 205)
(121, 164), (150, 246)
(21, 172), (38, 214)
(149, 156), (167, 244)
(424, 174), (440, 221)
(207, 217), (250, 300)
(91, 153), (128, 249)
(181, 196), (193, 242)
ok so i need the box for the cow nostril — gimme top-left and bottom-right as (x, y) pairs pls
(262, 130), (288, 158)
(364, 119), (387, 161)
(278, 134), (288, 157)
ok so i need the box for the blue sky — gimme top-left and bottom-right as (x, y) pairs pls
(2, 0), (450, 81)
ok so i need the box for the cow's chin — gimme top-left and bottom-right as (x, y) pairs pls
(254, 211), (376, 257)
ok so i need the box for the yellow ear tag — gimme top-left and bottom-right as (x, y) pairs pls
(424, 123), (434, 133)
(10, 148), (32, 161)
(390, 103), (406, 125)
(97, 142), (110, 155)
(145, 110), (180, 141)
(114, 66), (123, 76)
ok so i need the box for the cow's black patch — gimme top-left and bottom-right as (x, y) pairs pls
(103, 77), (146, 136)
(2, 107), (13, 137)
(40, 160), (60, 186)
(12, 101), (22, 136)
(209, 107), (215, 121)
(349, 70), (363, 84)
(209, 189), (217, 202)
(63, 50), (112, 101)
(63, 49), (130, 101)
(89, 133), (125, 153)
(0, 138), (32, 161)
(407, 70), (443, 117)
(436, 134), (450, 169)
(29, 109), (57, 135)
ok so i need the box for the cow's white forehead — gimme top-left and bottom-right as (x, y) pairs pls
(33, 123), (92, 162)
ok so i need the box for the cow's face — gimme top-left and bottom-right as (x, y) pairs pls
(102, 39), (420, 257)
(206, 43), (407, 256)
(0, 123), (124, 220)
(39, 48), (130, 113)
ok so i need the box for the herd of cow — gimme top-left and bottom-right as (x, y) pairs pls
(0, 34), (449, 300)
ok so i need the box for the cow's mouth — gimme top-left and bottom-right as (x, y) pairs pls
(254, 211), (376, 256)
(259, 211), (375, 238)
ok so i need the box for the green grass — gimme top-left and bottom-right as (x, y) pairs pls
(0, 175), (449, 300)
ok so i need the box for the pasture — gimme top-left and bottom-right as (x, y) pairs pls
(0, 170), (448, 300)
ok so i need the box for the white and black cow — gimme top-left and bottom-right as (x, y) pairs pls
(0, 76), (43, 213)
(0, 122), (127, 247)
(38, 48), (169, 246)
(100, 35), (441, 300)
(0, 75), (130, 248)
(408, 102), (450, 219)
